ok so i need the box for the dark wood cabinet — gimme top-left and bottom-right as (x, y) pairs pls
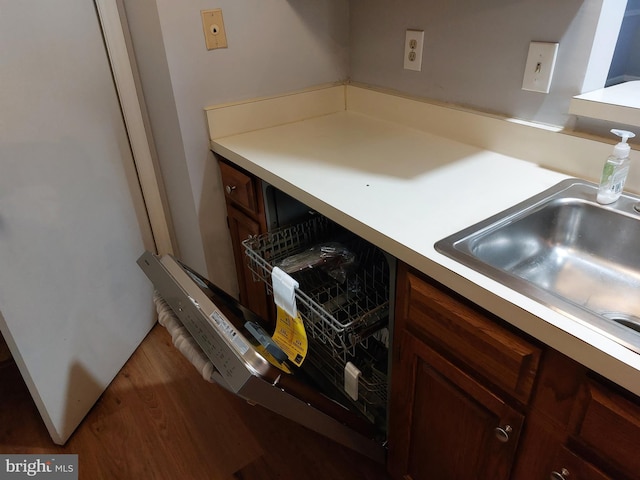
(515, 349), (640, 480)
(548, 447), (613, 480)
(389, 262), (640, 480)
(218, 158), (273, 326)
(512, 409), (616, 480)
(567, 379), (640, 478)
(389, 331), (524, 480)
(389, 263), (532, 480)
(396, 265), (541, 405)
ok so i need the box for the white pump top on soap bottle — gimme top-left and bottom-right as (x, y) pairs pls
(596, 129), (636, 204)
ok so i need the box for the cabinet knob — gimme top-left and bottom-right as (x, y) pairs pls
(494, 424), (513, 443)
(225, 185), (237, 195)
(550, 468), (570, 480)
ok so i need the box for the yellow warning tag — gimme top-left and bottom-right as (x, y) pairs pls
(254, 344), (292, 374)
(272, 306), (308, 367)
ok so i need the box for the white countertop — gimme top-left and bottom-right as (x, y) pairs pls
(211, 108), (640, 397)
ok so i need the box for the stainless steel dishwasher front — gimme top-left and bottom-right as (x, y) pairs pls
(138, 250), (389, 462)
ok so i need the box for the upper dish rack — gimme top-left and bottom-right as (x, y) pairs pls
(243, 215), (390, 362)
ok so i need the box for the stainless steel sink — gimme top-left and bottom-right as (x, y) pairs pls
(435, 178), (640, 354)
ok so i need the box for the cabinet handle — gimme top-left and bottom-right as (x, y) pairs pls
(494, 424), (513, 443)
(550, 468), (570, 480)
(225, 185), (237, 194)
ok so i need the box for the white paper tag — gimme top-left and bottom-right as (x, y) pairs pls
(344, 361), (361, 401)
(272, 266), (299, 318)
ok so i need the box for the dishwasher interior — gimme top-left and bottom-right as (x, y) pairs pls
(248, 184), (395, 436)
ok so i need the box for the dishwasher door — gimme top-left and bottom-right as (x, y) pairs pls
(137, 251), (385, 463)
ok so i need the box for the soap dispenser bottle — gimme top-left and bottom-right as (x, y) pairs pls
(597, 129), (636, 204)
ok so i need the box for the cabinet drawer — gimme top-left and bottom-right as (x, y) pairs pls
(550, 446), (612, 480)
(569, 379), (640, 478)
(219, 160), (259, 214)
(400, 269), (541, 404)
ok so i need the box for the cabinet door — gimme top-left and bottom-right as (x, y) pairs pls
(227, 205), (272, 325)
(389, 332), (524, 480)
(567, 379), (640, 479)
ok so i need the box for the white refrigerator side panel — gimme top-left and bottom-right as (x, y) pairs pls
(0, 0), (155, 443)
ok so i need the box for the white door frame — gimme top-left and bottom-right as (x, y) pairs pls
(95, 0), (175, 256)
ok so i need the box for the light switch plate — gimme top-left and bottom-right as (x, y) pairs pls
(201, 9), (228, 50)
(522, 41), (559, 93)
(404, 30), (424, 71)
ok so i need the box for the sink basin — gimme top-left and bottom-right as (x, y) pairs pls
(435, 178), (640, 354)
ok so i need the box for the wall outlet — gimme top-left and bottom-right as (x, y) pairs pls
(404, 29), (424, 72)
(201, 9), (228, 50)
(522, 41), (559, 93)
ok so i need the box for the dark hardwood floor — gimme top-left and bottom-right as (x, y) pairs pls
(0, 325), (390, 479)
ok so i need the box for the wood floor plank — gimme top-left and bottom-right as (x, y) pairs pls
(0, 325), (390, 479)
(229, 397), (389, 480)
(0, 363), (64, 454)
(232, 455), (279, 480)
(131, 327), (264, 476)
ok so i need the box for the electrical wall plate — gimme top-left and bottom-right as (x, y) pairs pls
(522, 41), (559, 93)
(404, 29), (424, 72)
(201, 9), (228, 50)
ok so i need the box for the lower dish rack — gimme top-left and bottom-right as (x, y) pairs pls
(242, 215), (390, 363)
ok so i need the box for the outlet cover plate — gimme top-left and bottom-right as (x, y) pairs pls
(201, 9), (228, 50)
(404, 29), (424, 72)
(522, 41), (559, 93)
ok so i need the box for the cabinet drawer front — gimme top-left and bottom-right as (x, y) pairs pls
(402, 270), (541, 404)
(219, 161), (259, 213)
(551, 446), (612, 480)
(570, 380), (640, 477)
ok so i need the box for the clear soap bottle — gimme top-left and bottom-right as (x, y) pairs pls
(597, 129), (636, 204)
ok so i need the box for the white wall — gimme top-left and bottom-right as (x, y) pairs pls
(349, 0), (616, 128)
(122, 0), (349, 294)
(123, 1), (627, 296)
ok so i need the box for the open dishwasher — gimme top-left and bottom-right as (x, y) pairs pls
(138, 206), (393, 462)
